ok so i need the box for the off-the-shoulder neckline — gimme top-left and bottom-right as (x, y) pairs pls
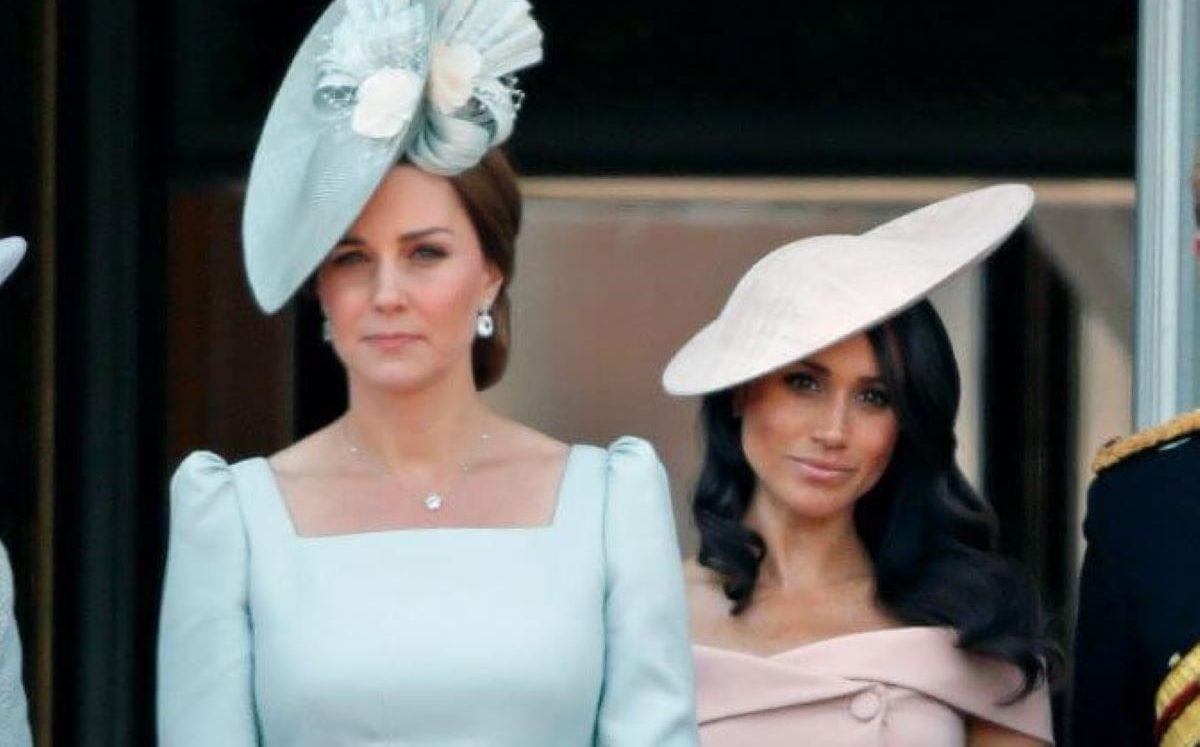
(692, 625), (952, 660)
(251, 444), (580, 540)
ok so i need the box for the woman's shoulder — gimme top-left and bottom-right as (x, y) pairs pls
(171, 450), (238, 493)
(170, 450), (248, 511)
(488, 418), (570, 465)
(170, 444), (281, 519)
(802, 627), (1050, 725)
(592, 436), (672, 506)
(565, 434), (666, 476)
(263, 423), (336, 479)
(596, 434), (659, 458)
(167, 451), (265, 543)
(472, 419), (572, 501)
(693, 625), (1051, 740)
(171, 446), (275, 495)
(486, 421), (667, 483)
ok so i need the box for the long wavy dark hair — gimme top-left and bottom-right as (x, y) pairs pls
(694, 299), (1052, 695)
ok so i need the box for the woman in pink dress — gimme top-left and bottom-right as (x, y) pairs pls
(662, 186), (1055, 746)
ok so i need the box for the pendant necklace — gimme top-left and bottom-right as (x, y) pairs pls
(339, 419), (491, 512)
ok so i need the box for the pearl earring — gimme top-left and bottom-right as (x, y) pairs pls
(322, 319), (333, 343)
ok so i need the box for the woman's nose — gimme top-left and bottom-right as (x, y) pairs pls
(812, 396), (850, 448)
(371, 257), (407, 310)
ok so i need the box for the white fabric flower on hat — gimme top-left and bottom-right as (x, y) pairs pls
(429, 42), (482, 114)
(352, 67), (423, 139)
(315, 0), (429, 138)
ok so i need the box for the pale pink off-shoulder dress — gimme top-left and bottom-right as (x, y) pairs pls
(695, 626), (1053, 746)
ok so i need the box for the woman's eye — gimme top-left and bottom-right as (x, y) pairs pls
(784, 372), (820, 392)
(412, 244), (449, 261)
(859, 387), (892, 408)
(329, 250), (366, 267)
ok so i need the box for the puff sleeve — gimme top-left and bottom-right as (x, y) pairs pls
(0, 544), (32, 747)
(157, 452), (258, 745)
(596, 437), (699, 746)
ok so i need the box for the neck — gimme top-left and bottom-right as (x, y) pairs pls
(743, 486), (874, 594)
(342, 363), (490, 473)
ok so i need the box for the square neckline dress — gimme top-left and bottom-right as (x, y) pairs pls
(157, 436), (699, 746)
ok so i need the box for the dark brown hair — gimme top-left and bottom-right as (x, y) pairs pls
(448, 149), (521, 390)
(693, 300), (1054, 697)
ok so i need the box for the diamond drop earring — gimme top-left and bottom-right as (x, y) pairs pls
(475, 309), (495, 339)
(322, 318), (333, 343)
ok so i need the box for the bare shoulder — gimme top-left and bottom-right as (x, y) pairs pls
(267, 423), (339, 479)
(467, 418), (570, 523)
(485, 417), (569, 470)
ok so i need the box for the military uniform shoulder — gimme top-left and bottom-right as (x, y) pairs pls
(1156, 643), (1200, 746)
(1092, 409), (1200, 474)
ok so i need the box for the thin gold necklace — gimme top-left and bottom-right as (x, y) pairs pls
(338, 419), (492, 511)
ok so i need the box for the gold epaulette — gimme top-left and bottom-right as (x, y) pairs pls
(1091, 409), (1200, 474)
(1156, 643), (1200, 747)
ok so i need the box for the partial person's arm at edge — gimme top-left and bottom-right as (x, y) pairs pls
(0, 544), (32, 747)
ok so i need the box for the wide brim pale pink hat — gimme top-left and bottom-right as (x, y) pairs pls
(662, 184), (1034, 396)
(0, 237), (26, 286)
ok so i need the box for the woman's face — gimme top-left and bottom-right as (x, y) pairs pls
(316, 165), (501, 393)
(740, 333), (900, 521)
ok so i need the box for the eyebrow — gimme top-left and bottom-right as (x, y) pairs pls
(796, 360), (886, 385)
(335, 226), (455, 246)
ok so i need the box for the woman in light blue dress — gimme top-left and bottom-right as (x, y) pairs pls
(156, 1), (697, 745)
(0, 236), (33, 747)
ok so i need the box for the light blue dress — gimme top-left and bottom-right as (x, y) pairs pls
(0, 543), (32, 747)
(157, 436), (698, 746)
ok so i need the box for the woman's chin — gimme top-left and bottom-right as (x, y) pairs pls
(763, 483), (860, 523)
(351, 362), (445, 394)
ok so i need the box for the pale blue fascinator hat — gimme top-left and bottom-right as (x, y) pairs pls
(243, 0), (544, 313)
(0, 237), (26, 286)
